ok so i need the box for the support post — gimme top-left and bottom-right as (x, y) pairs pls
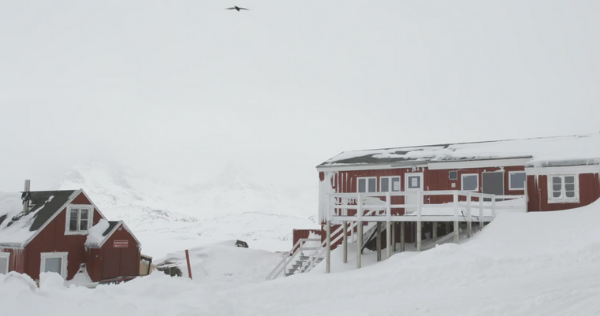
(416, 191), (422, 251)
(376, 222), (382, 261)
(453, 191), (459, 244)
(492, 196), (497, 219)
(342, 221), (348, 264)
(479, 195), (484, 230)
(467, 192), (472, 238)
(386, 221), (392, 259)
(400, 222), (405, 252)
(326, 220), (331, 273)
(392, 222), (397, 252)
(357, 221), (363, 269)
(432, 222), (437, 242)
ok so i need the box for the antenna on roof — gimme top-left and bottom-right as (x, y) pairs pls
(22, 179), (31, 213)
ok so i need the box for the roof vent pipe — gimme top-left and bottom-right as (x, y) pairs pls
(22, 179), (31, 213)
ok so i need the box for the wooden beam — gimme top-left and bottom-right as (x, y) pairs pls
(386, 221), (392, 259)
(326, 220), (331, 273)
(357, 221), (363, 269)
(392, 222), (396, 252)
(432, 222), (437, 242)
(400, 222), (405, 252)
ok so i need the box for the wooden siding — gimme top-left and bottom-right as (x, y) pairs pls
(99, 226), (140, 280)
(527, 173), (600, 212)
(292, 229), (321, 253)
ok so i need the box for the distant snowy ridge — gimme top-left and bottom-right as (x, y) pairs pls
(57, 162), (317, 257)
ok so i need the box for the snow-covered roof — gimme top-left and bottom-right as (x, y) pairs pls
(85, 219), (121, 248)
(317, 133), (600, 169)
(0, 190), (78, 247)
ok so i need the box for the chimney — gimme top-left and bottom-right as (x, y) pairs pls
(22, 179), (31, 213)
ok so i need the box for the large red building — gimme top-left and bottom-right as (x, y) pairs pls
(0, 186), (141, 282)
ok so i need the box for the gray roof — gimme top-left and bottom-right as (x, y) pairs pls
(103, 221), (120, 236)
(317, 133), (600, 169)
(0, 190), (78, 246)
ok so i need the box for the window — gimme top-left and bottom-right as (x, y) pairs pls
(548, 175), (579, 203)
(461, 174), (478, 191)
(449, 171), (458, 180)
(509, 171), (526, 190)
(357, 177), (377, 193)
(0, 252), (9, 274)
(380, 177), (401, 192)
(40, 252), (68, 278)
(66, 206), (92, 234)
(405, 173), (423, 190)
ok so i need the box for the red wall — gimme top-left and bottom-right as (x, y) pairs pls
(24, 192), (102, 280)
(0, 248), (26, 273)
(98, 225), (140, 280)
(527, 173), (600, 212)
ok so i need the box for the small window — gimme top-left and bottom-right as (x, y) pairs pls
(40, 252), (68, 278)
(357, 177), (377, 193)
(66, 207), (92, 234)
(0, 253), (9, 274)
(548, 175), (579, 203)
(509, 171), (526, 190)
(461, 174), (478, 191)
(449, 171), (458, 180)
(380, 177), (401, 192)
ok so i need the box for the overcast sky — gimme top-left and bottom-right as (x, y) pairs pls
(1, 1), (599, 192)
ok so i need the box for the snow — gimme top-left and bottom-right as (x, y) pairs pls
(58, 162), (318, 258)
(4, 199), (600, 315)
(84, 219), (110, 247)
(0, 193), (43, 246)
(322, 132), (600, 167)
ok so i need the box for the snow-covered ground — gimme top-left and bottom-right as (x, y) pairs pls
(55, 162), (318, 257)
(4, 199), (600, 315)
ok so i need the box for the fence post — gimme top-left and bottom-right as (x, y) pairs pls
(479, 194), (484, 230)
(417, 191), (422, 251)
(467, 192), (472, 238)
(185, 249), (193, 280)
(453, 191), (459, 244)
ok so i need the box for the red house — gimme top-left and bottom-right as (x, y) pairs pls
(271, 133), (600, 279)
(0, 183), (141, 283)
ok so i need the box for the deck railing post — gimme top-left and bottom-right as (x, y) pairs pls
(453, 191), (459, 244)
(479, 194), (484, 230)
(467, 192), (472, 238)
(417, 191), (422, 251)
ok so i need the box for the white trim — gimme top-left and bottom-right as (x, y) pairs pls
(405, 173), (423, 191)
(525, 165), (600, 176)
(64, 205), (93, 235)
(357, 177), (377, 193)
(40, 252), (68, 278)
(0, 252), (9, 274)
(508, 171), (527, 190)
(380, 176), (401, 192)
(428, 157), (532, 170)
(317, 163), (428, 172)
(461, 174), (479, 191)
(547, 175), (580, 204)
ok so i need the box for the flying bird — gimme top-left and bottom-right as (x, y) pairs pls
(226, 6), (249, 11)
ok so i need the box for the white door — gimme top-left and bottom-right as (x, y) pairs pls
(405, 173), (423, 214)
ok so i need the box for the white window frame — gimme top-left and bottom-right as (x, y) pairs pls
(0, 252), (10, 274)
(508, 171), (527, 190)
(357, 177), (377, 193)
(405, 173), (423, 191)
(380, 176), (401, 192)
(40, 252), (68, 278)
(547, 175), (580, 203)
(65, 205), (93, 235)
(461, 174), (479, 191)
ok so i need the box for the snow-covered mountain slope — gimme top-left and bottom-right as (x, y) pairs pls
(57, 162), (318, 257)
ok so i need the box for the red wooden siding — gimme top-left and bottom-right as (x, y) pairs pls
(98, 225), (140, 280)
(292, 229), (321, 253)
(527, 173), (600, 212)
(23, 192), (102, 280)
(0, 248), (26, 273)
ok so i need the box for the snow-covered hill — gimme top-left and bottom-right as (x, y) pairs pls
(57, 162), (318, 257)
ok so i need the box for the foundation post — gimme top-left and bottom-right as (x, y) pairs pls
(376, 222), (382, 261)
(326, 220), (331, 273)
(342, 221), (348, 264)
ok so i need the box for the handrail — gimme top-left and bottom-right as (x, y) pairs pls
(266, 237), (319, 280)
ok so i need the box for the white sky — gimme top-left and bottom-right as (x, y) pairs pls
(1, 1), (599, 191)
